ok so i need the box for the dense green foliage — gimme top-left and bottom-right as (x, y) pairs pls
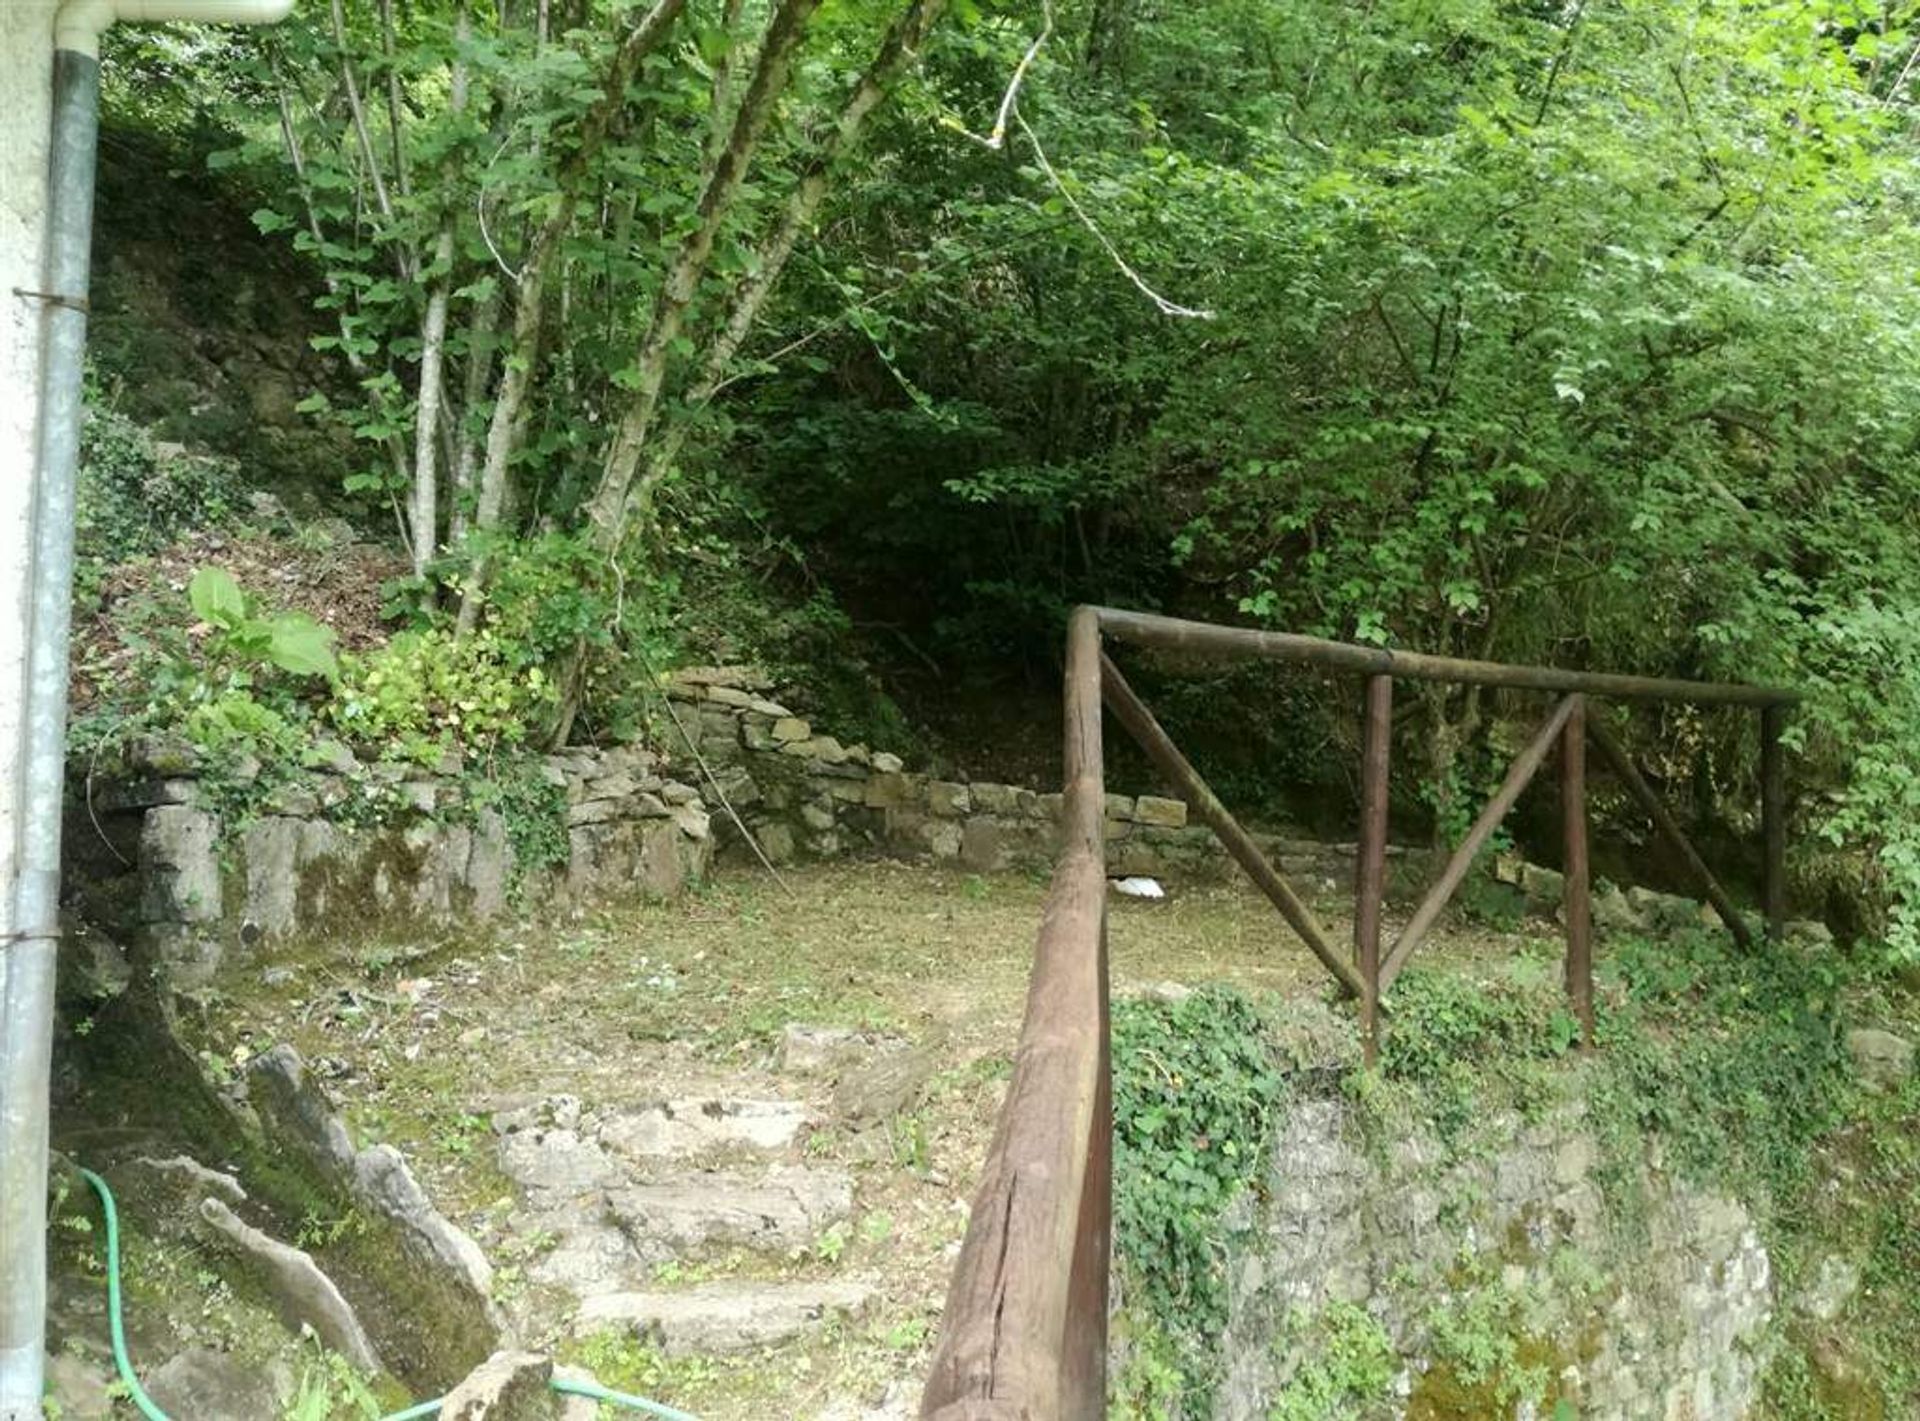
(84, 0), (1920, 952)
(1104, 927), (1915, 1415)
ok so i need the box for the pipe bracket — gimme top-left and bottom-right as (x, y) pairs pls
(11, 287), (90, 314)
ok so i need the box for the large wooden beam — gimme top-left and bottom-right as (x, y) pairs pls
(1587, 714), (1755, 952)
(1094, 608), (1799, 708)
(920, 607), (1109, 1418)
(1099, 652), (1367, 999)
(1381, 695), (1579, 989)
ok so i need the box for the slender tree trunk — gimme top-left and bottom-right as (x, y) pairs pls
(451, 0), (691, 633)
(704, 0), (749, 168)
(330, 0), (415, 279)
(451, 283), (502, 546)
(582, 0), (824, 553)
(638, 0), (947, 494)
(378, 0), (412, 199)
(410, 11), (469, 585)
(454, 213), (560, 634)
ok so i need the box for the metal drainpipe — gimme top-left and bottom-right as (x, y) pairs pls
(0, 6), (292, 1417)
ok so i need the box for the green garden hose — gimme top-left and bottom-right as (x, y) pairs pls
(76, 1168), (698, 1421)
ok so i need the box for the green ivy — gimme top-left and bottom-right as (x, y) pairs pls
(1111, 985), (1286, 1414)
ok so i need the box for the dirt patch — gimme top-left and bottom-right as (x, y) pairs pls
(178, 859), (1551, 1417)
(72, 525), (404, 713)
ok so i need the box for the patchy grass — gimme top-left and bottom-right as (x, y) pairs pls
(184, 859), (1585, 1417)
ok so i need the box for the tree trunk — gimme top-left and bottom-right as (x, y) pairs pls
(638, 0), (948, 496)
(451, 0), (691, 633)
(451, 283), (502, 547)
(410, 10), (469, 585)
(582, 0), (825, 554)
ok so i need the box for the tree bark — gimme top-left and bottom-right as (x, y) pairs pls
(581, 0), (824, 554)
(453, 0), (691, 633)
(409, 12), (469, 584)
(638, 0), (948, 496)
(450, 282), (502, 547)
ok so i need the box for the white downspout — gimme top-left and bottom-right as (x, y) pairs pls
(0, 6), (293, 1418)
(53, 0), (295, 56)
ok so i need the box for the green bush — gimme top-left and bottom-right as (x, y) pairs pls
(75, 400), (242, 597)
(1111, 985), (1286, 1414)
(330, 628), (556, 764)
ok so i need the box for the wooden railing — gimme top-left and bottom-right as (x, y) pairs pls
(918, 608), (1800, 1419)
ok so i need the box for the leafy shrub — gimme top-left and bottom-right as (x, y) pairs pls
(74, 402), (243, 599)
(187, 566), (338, 683)
(1266, 1303), (1397, 1421)
(330, 628), (555, 764)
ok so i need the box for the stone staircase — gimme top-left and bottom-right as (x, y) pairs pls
(490, 1049), (893, 1372)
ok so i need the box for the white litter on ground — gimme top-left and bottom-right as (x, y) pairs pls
(1109, 876), (1165, 900)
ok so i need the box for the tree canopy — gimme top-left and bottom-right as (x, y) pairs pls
(92, 0), (1920, 949)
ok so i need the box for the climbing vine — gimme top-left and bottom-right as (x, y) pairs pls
(1111, 985), (1286, 1414)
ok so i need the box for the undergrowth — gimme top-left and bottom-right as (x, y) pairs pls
(1110, 985), (1286, 1417)
(1110, 926), (1912, 1417)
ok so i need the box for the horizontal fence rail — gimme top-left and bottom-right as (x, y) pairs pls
(922, 607), (1797, 1418)
(1095, 607), (1801, 708)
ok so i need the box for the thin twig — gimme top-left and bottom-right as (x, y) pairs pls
(476, 135), (524, 281)
(609, 561), (795, 896)
(1013, 107), (1215, 320)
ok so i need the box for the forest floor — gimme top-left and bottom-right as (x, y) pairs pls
(162, 859), (1539, 1420)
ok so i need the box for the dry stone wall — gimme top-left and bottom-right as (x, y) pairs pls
(1212, 1009), (1775, 1420)
(76, 664), (1255, 988)
(79, 663), (1775, 990)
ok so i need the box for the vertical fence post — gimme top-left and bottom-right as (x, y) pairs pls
(1562, 696), (1593, 1047)
(1762, 704), (1787, 943)
(1062, 906), (1112, 1421)
(1355, 674), (1393, 1066)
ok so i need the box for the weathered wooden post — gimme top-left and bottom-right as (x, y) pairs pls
(1761, 704), (1787, 943)
(1562, 696), (1593, 1047)
(1355, 674), (1393, 1066)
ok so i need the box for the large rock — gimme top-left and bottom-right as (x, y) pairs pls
(143, 1346), (290, 1421)
(247, 1046), (500, 1351)
(440, 1351), (556, 1421)
(198, 1198), (381, 1371)
(1846, 1027), (1914, 1093)
(139, 804), (222, 926)
(575, 1281), (877, 1354)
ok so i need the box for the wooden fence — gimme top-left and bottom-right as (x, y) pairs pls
(918, 607), (1799, 1418)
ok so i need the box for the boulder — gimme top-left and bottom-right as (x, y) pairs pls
(1846, 1027), (1914, 1093)
(440, 1351), (556, 1421)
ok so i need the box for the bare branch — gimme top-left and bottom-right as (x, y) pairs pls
(1013, 107), (1214, 320)
(951, 0), (1053, 150)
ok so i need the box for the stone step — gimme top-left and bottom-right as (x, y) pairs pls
(509, 1164), (856, 1301)
(494, 1096), (812, 1187)
(575, 1280), (878, 1355)
(609, 1166), (854, 1254)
